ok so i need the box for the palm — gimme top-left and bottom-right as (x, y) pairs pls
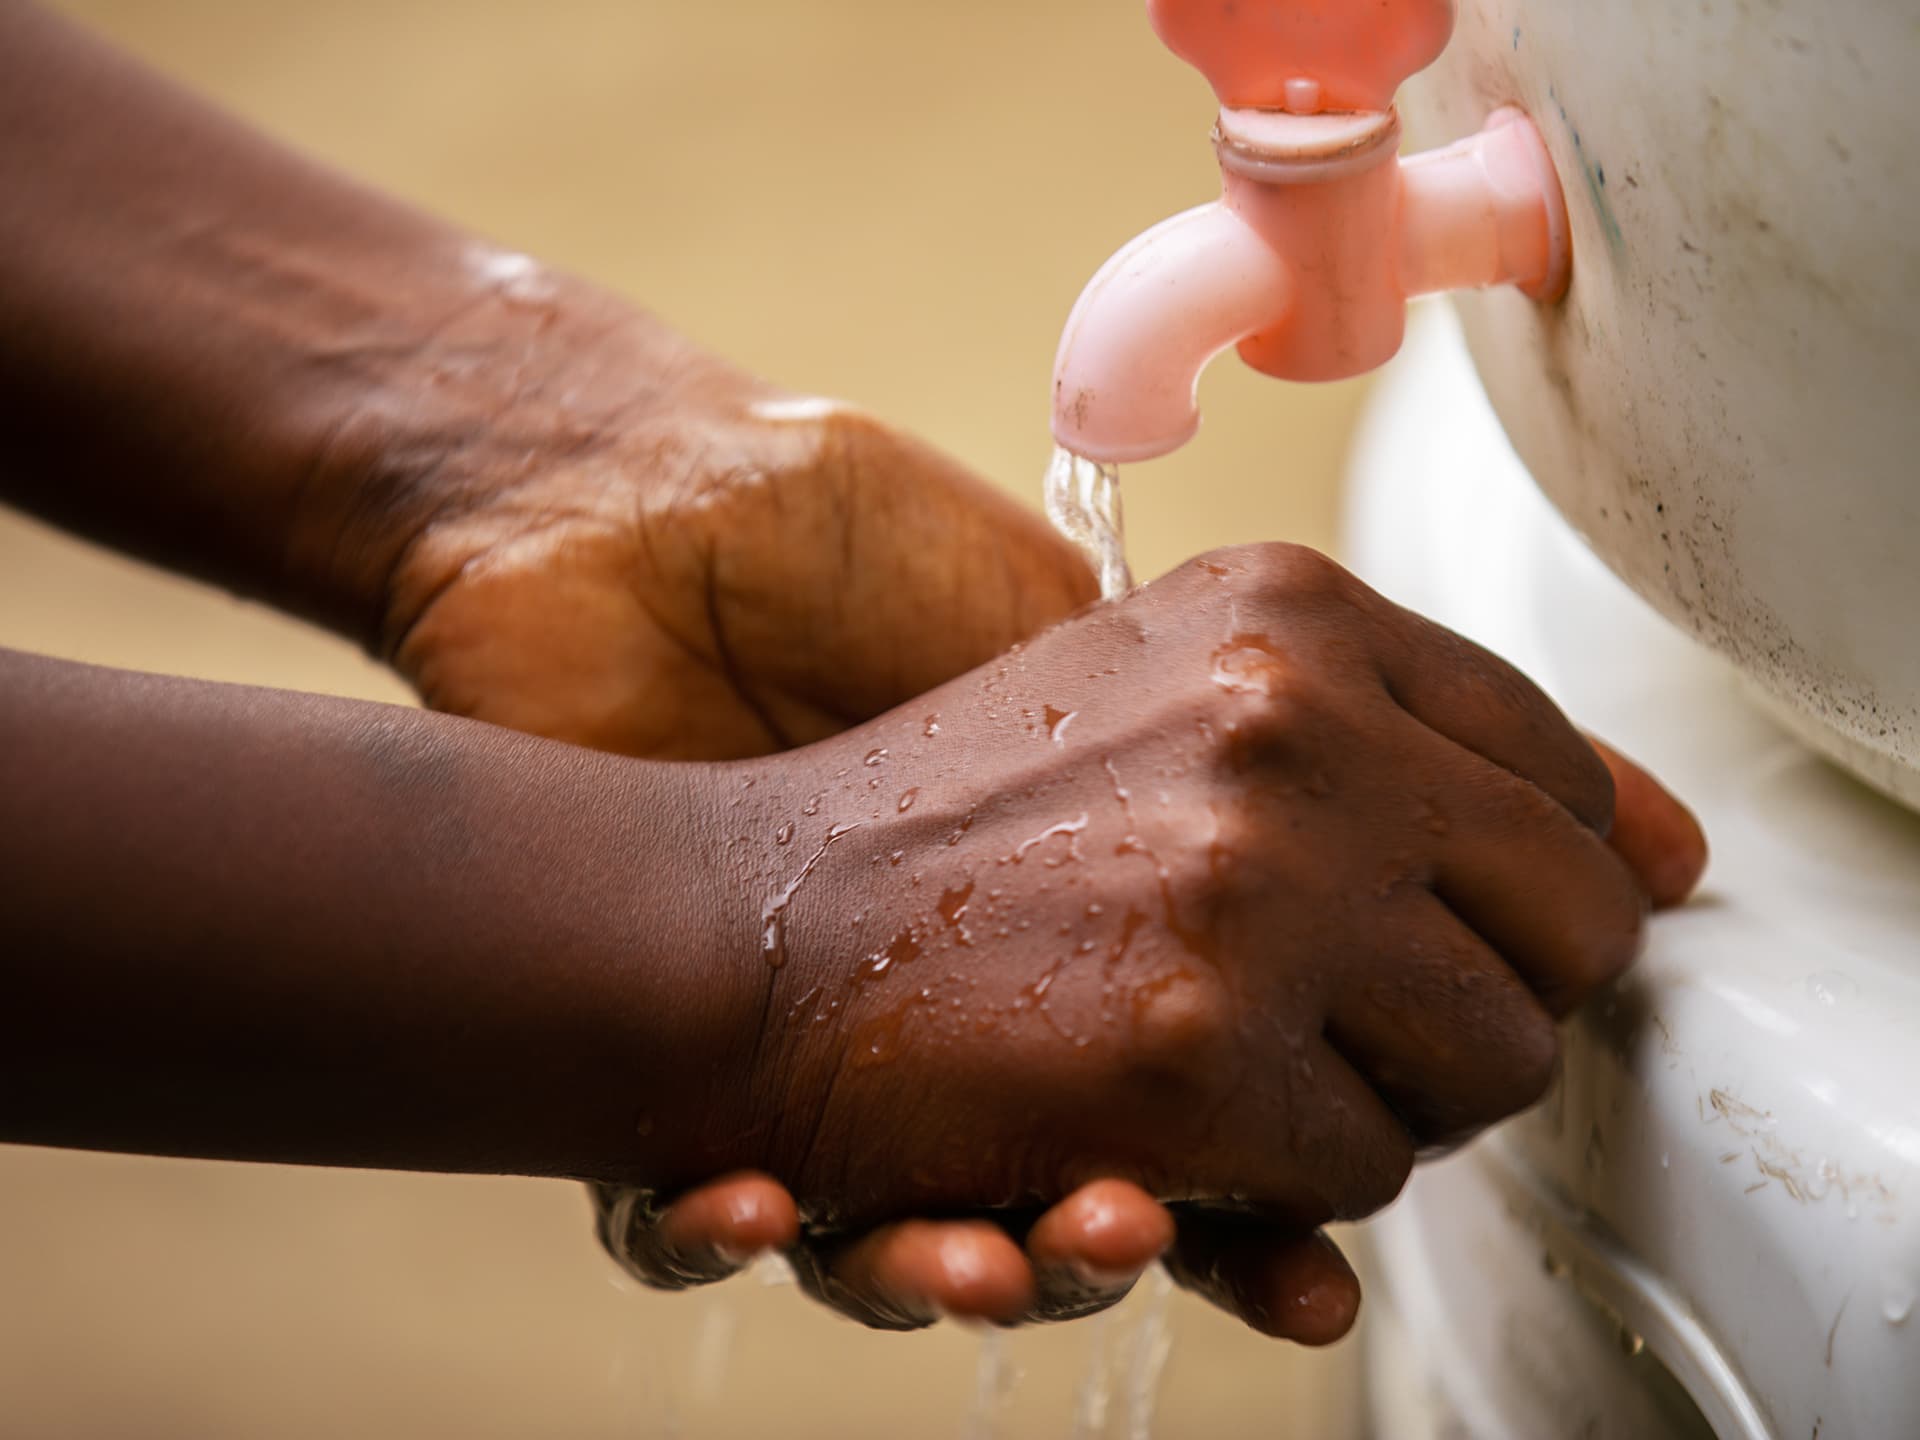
(386, 404), (1093, 760)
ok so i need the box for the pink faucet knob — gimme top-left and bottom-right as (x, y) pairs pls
(1147, 0), (1456, 112)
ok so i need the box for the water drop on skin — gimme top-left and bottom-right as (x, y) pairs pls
(865, 748), (889, 767)
(924, 715), (942, 738)
(898, 788), (920, 813)
(775, 822), (794, 846)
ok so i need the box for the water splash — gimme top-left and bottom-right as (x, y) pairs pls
(1047, 446), (1133, 601)
(1070, 1310), (1118, 1440)
(963, 1328), (1019, 1440)
(688, 1291), (738, 1405)
(1124, 1269), (1176, 1440)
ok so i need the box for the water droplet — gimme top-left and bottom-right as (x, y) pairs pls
(1885, 1278), (1915, 1325)
(852, 1012), (907, 1069)
(898, 787), (920, 813)
(865, 748), (889, 767)
(939, 882), (976, 942)
(889, 850), (904, 866)
(1013, 813), (1090, 865)
(1618, 1327), (1646, 1357)
(1045, 705), (1080, 744)
(802, 793), (822, 817)
(1086, 902), (1104, 918)
(775, 822), (794, 846)
(923, 715), (942, 738)
(1210, 633), (1290, 695)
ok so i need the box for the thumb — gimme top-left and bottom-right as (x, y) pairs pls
(1589, 736), (1709, 910)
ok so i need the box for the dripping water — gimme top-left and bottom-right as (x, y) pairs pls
(1046, 446), (1133, 601)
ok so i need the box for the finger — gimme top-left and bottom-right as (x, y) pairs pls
(789, 1220), (1036, 1332)
(1589, 736), (1709, 909)
(1324, 894), (1559, 1149)
(1022, 1180), (1177, 1322)
(1423, 730), (1646, 1017)
(1374, 605), (1615, 835)
(593, 1173), (799, 1290)
(1088, 962), (1413, 1224)
(1163, 1217), (1361, 1346)
(1203, 1026), (1416, 1224)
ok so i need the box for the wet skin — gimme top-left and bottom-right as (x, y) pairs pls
(0, 0), (1707, 1342)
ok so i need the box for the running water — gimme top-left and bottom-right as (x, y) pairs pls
(1046, 445), (1133, 601)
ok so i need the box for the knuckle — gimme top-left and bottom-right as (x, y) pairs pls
(1203, 662), (1347, 769)
(1122, 966), (1236, 1083)
(1545, 873), (1648, 1014)
(1248, 542), (1356, 607)
(1342, 1128), (1416, 1219)
(1564, 744), (1619, 836)
(1499, 1011), (1563, 1113)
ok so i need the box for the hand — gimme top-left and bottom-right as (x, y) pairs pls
(377, 291), (1093, 761)
(357, 286), (1702, 1337)
(580, 544), (1703, 1337)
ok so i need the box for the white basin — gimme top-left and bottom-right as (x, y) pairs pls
(1402, 0), (1920, 806)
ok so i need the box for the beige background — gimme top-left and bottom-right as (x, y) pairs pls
(0, 2), (1370, 1435)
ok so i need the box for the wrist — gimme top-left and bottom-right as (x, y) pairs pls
(286, 254), (752, 658)
(550, 754), (776, 1185)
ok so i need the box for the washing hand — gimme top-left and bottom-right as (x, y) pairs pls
(357, 302), (1703, 1336)
(0, 0), (1706, 1350)
(572, 541), (1703, 1338)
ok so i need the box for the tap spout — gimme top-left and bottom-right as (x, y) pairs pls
(1051, 201), (1291, 464)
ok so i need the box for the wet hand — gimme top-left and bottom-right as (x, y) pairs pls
(352, 287), (1704, 1336)
(378, 295), (1092, 761)
(591, 545), (1705, 1338)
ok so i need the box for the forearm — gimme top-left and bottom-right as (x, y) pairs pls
(0, 646), (755, 1183)
(0, 2), (695, 645)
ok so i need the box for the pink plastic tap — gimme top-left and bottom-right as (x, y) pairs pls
(1052, 0), (1571, 463)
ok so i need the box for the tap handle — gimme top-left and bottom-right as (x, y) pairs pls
(1146, 0), (1455, 114)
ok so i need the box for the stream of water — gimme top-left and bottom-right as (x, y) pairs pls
(1045, 446), (1133, 602)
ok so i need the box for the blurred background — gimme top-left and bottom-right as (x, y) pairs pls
(0, 2), (1371, 1434)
